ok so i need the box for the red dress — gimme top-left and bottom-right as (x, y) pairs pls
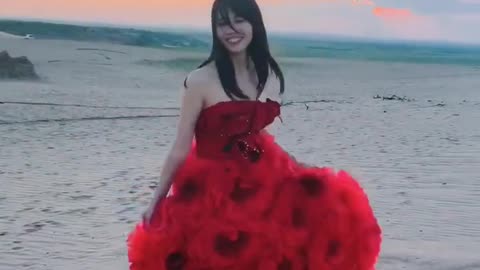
(127, 99), (382, 270)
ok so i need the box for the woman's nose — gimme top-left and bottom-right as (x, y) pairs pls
(224, 23), (238, 34)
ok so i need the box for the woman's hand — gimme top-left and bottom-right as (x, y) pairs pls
(142, 202), (156, 227)
(141, 186), (169, 228)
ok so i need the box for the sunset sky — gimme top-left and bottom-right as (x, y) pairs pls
(1, 0), (480, 43)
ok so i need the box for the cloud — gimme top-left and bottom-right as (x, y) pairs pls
(372, 7), (416, 21)
(351, 0), (375, 6)
(368, 7), (447, 42)
(263, 0), (418, 23)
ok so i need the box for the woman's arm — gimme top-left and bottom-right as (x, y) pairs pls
(144, 72), (205, 222)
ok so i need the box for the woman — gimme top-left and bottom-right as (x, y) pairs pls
(127, 0), (382, 269)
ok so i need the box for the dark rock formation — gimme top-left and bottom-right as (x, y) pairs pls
(0, 51), (39, 80)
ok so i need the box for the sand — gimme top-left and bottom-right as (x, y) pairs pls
(0, 31), (24, 39)
(1, 38), (480, 270)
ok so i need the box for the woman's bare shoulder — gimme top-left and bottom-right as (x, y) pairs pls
(183, 62), (218, 91)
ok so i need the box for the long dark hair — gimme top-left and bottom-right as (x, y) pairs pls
(186, 0), (285, 100)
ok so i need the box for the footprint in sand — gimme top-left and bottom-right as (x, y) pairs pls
(23, 221), (46, 233)
(70, 195), (94, 200)
(17, 207), (35, 213)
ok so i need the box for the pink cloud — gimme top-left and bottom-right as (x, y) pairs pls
(372, 7), (416, 21)
(370, 7), (445, 41)
(352, 0), (375, 6)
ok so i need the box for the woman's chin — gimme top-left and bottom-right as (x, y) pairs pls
(223, 43), (248, 55)
(226, 47), (248, 55)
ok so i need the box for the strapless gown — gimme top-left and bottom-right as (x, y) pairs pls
(127, 99), (382, 270)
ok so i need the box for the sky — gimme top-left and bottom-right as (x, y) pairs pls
(1, 0), (480, 44)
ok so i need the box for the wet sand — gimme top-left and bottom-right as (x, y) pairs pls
(1, 38), (480, 270)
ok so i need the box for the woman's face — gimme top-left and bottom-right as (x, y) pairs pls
(215, 9), (253, 54)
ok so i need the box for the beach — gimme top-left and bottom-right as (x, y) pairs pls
(1, 35), (480, 270)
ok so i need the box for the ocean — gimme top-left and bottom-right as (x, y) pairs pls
(2, 19), (480, 67)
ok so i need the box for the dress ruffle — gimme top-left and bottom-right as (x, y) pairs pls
(127, 133), (381, 270)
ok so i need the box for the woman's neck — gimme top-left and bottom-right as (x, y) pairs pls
(230, 51), (251, 75)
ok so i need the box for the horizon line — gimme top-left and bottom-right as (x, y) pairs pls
(1, 16), (480, 47)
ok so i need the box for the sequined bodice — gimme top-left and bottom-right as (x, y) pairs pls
(194, 99), (281, 161)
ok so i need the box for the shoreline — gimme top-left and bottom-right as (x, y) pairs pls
(2, 20), (480, 67)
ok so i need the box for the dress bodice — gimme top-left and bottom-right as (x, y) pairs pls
(194, 99), (281, 161)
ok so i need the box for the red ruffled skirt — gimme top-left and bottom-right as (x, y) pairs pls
(127, 133), (381, 270)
